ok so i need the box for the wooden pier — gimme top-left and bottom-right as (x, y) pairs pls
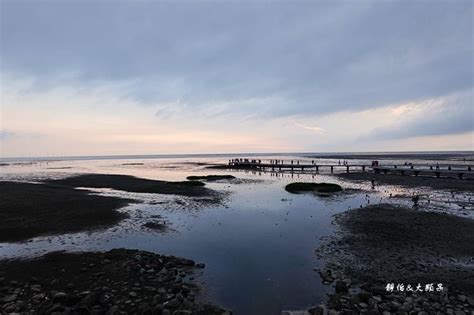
(228, 158), (473, 178)
(229, 159), (370, 173)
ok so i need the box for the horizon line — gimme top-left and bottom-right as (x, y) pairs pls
(1, 150), (473, 162)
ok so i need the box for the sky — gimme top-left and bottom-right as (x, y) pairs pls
(1, 0), (473, 157)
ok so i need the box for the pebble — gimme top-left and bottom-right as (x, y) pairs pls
(457, 295), (467, 302)
(2, 294), (17, 302)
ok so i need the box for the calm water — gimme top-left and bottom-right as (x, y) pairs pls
(1, 154), (473, 314)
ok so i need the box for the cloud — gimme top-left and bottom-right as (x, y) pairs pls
(364, 90), (474, 140)
(292, 121), (326, 134)
(1, 0), (472, 118)
(0, 130), (14, 140)
(1, 1), (473, 155)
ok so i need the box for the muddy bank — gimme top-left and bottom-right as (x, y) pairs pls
(46, 174), (213, 197)
(315, 204), (474, 313)
(204, 164), (246, 170)
(337, 172), (474, 192)
(0, 181), (133, 242)
(0, 249), (229, 314)
(285, 182), (342, 194)
(187, 175), (235, 182)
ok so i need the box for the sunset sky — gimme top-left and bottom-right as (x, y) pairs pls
(1, 0), (473, 157)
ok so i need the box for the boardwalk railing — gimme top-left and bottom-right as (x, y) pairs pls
(229, 159), (370, 173)
(227, 158), (473, 178)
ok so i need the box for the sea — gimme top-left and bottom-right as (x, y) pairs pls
(0, 152), (473, 314)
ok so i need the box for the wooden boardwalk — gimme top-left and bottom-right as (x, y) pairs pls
(229, 160), (369, 173)
(228, 158), (473, 178)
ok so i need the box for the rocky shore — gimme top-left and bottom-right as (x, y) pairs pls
(305, 278), (474, 314)
(0, 249), (230, 315)
(313, 204), (474, 314)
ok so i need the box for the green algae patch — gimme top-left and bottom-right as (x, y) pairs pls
(285, 182), (343, 194)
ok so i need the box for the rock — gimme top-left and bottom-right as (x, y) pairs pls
(129, 291), (138, 298)
(390, 300), (401, 310)
(4, 304), (16, 312)
(359, 302), (368, 308)
(107, 305), (119, 314)
(66, 282), (75, 289)
(335, 280), (348, 293)
(163, 298), (180, 308)
(30, 284), (42, 292)
(152, 303), (164, 314)
(80, 292), (99, 307)
(52, 292), (68, 303)
(195, 263), (205, 269)
(308, 305), (325, 315)
(457, 295), (467, 302)
(158, 288), (167, 294)
(400, 303), (412, 312)
(46, 303), (66, 313)
(318, 270), (334, 284)
(2, 294), (17, 302)
(32, 293), (46, 301)
(372, 295), (382, 303)
(467, 297), (474, 307)
(454, 311), (466, 315)
(357, 292), (371, 303)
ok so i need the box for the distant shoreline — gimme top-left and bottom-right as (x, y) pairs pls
(1, 150), (473, 163)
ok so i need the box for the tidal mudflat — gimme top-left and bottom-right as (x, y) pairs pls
(0, 181), (132, 242)
(1, 155), (473, 314)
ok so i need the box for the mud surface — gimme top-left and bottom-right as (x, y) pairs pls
(338, 172), (474, 192)
(46, 174), (213, 197)
(314, 204), (474, 313)
(0, 181), (133, 242)
(186, 175), (236, 182)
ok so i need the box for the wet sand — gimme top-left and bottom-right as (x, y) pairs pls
(0, 249), (228, 314)
(338, 172), (474, 192)
(0, 181), (133, 242)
